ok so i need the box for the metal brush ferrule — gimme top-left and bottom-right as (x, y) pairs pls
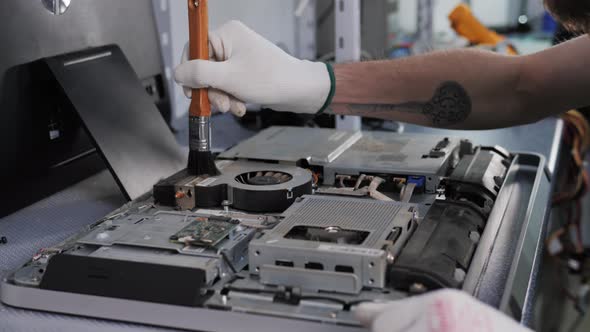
(189, 116), (211, 152)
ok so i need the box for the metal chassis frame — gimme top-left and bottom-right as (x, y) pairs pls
(1, 152), (549, 330)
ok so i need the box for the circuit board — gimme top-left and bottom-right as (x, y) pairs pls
(170, 217), (239, 247)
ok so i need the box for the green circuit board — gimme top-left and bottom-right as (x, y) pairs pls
(170, 217), (238, 247)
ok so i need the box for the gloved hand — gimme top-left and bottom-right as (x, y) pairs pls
(174, 20), (334, 116)
(355, 289), (532, 332)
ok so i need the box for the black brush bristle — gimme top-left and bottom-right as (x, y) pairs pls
(188, 150), (220, 176)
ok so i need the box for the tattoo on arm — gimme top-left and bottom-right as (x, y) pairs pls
(344, 81), (472, 127)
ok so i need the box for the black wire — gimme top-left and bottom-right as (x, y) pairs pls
(343, 299), (376, 311)
(553, 176), (588, 207)
(347, 299), (375, 306)
(571, 175), (588, 201)
(224, 286), (279, 295)
(224, 285), (373, 311)
(299, 296), (348, 306)
(552, 121), (588, 206)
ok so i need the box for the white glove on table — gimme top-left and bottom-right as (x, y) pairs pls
(174, 20), (334, 116)
(355, 289), (533, 332)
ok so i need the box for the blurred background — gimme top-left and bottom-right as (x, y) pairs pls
(151, 0), (554, 130)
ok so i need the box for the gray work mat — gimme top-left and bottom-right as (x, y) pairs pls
(0, 171), (177, 332)
(0, 112), (257, 332)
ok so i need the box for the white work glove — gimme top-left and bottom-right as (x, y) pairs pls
(355, 289), (532, 332)
(174, 20), (334, 116)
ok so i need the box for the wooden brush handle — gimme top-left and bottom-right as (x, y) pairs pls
(188, 0), (211, 117)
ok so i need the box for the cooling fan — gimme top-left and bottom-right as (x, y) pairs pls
(155, 161), (313, 212)
(235, 171), (293, 186)
(186, 160), (312, 212)
(224, 163), (311, 212)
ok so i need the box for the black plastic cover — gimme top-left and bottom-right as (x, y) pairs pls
(231, 181), (312, 212)
(40, 253), (208, 306)
(389, 201), (485, 290)
(43, 45), (186, 200)
(444, 147), (511, 218)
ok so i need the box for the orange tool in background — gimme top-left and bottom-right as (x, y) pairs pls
(187, 0), (219, 176)
(449, 4), (518, 55)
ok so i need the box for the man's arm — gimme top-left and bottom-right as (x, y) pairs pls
(175, 21), (590, 130)
(331, 35), (590, 129)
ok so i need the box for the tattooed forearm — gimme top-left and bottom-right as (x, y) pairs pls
(343, 81), (472, 127)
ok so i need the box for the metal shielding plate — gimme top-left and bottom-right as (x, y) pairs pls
(78, 211), (194, 250)
(328, 131), (458, 175)
(218, 127), (460, 191)
(249, 196), (416, 293)
(219, 126), (362, 164)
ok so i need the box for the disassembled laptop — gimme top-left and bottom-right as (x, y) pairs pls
(4, 126), (518, 328)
